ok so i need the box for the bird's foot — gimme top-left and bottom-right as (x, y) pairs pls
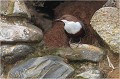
(69, 38), (81, 48)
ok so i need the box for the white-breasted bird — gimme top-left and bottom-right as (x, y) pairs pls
(55, 15), (86, 44)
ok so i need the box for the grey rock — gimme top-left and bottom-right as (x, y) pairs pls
(0, 62), (3, 75)
(76, 69), (103, 79)
(36, 14), (52, 32)
(7, 56), (74, 79)
(57, 44), (104, 62)
(103, 0), (116, 7)
(0, 0), (30, 18)
(0, 44), (35, 63)
(0, 15), (43, 42)
(116, 0), (120, 9)
(90, 7), (120, 53)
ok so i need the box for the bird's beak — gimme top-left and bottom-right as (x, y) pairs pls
(54, 19), (61, 22)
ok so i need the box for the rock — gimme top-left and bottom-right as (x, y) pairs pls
(32, 13), (53, 32)
(25, 1), (53, 32)
(116, 0), (120, 9)
(76, 69), (103, 79)
(90, 7), (120, 53)
(0, 63), (3, 75)
(57, 44), (104, 62)
(103, 0), (116, 7)
(0, 74), (4, 79)
(0, 15), (43, 42)
(0, 0), (30, 18)
(7, 56), (74, 78)
(0, 44), (35, 64)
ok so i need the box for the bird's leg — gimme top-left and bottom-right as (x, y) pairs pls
(78, 37), (81, 44)
(69, 38), (82, 48)
(69, 38), (72, 45)
(107, 55), (115, 70)
(69, 38), (78, 49)
(75, 37), (81, 48)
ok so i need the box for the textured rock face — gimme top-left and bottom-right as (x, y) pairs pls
(0, 63), (3, 75)
(7, 56), (74, 79)
(0, 44), (35, 63)
(0, 15), (43, 42)
(76, 69), (103, 79)
(0, 0), (44, 64)
(103, 0), (116, 7)
(57, 44), (104, 62)
(0, 0), (30, 18)
(90, 7), (120, 53)
(115, 0), (120, 9)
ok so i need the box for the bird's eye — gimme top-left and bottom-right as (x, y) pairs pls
(62, 17), (65, 19)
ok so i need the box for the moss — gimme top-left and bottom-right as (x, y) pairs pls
(7, 1), (15, 15)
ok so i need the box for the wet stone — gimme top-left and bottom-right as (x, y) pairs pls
(76, 69), (103, 79)
(7, 56), (74, 79)
(0, 15), (43, 42)
(57, 44), (104, 62)
(0, 44), (35, 64)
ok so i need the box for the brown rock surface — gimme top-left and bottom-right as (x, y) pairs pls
(107, 68), (119, 78)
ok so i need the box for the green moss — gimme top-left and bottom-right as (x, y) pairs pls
(7, 1), (15, 15)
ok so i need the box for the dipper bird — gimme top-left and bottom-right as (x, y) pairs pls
(55, 15), (86, 44)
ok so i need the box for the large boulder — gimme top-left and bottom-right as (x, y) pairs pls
(90, 7), (120, 53)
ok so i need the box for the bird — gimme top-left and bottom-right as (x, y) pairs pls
(55, 14), (86, 44)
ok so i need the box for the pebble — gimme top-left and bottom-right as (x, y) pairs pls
(57, 44), (104, 62)
(0, 44), (35, 64)
(7, 56), (74, 78)
(76, 69), (103, 79)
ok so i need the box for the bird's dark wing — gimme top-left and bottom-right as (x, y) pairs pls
(79, 21), (87, 36)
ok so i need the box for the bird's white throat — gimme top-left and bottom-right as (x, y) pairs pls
(61, 20), (82, 34)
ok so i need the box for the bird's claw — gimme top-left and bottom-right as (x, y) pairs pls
(69, 38), (81, 48)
